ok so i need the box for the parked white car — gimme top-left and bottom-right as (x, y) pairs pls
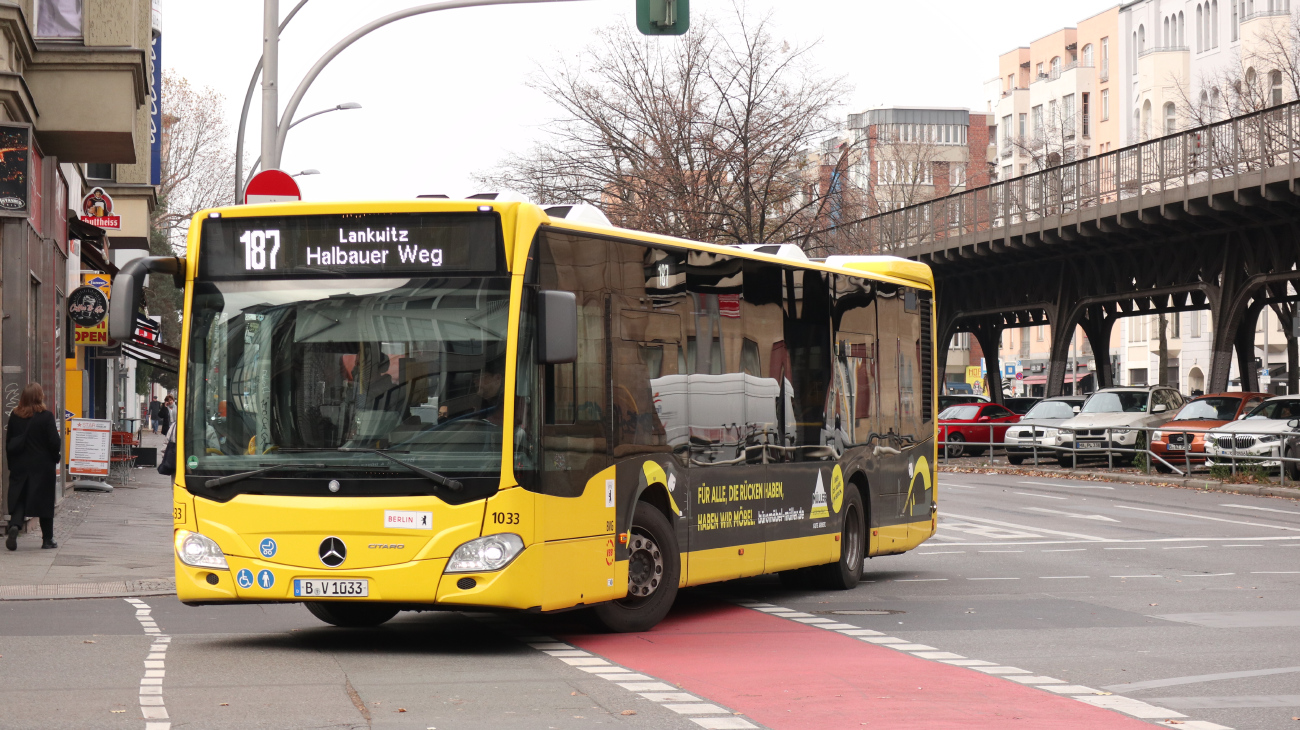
(1056, 386), (1185, 467)
(1002, 396), (1085, 465)
(1204, 396), (1300, 478)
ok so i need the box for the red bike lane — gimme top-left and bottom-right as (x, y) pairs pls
(564, 601), (1157, 730)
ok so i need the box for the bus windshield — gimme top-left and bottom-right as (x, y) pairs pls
(184, 276), (511, 478)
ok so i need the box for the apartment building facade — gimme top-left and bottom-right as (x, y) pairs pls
(1, 0), (158, 519)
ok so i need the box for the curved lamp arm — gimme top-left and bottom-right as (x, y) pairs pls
(235, 0), (312, 201)
(272, 0), (588, 165)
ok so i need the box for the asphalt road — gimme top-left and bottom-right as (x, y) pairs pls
(2, 474), (1297, 730)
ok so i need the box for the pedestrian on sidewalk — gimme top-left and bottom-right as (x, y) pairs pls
(157, 395), (173, 437)
(5, 383), (61, 551)
(148, 395), (161, 434)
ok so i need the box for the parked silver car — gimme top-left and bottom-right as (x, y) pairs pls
(1002, 396), (1085, 465)
(1056, 386), (1185, 467)
(1204, 396), (1300, 479)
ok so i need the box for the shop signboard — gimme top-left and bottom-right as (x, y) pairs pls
(68, 418), (112, 491)
(80, 186), (121, 229)
(0, 123), (32, 216)
(965, 366), (984, 395)
(74, 274), (112, 346)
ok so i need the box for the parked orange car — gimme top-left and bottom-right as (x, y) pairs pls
(1149, 392), (1270, 472)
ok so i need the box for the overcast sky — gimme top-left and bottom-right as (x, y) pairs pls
(164, 0), (1108, 202)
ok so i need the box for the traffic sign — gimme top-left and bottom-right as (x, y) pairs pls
(244, 170), (301, 205)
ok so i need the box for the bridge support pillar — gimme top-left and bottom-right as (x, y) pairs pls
(1046, 301), (1079, 398)
(1233, 301), (1266, 393)
(1078, 305), (1117, 390)
(968, 319), (1004, 404)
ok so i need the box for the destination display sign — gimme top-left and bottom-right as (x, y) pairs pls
(198, 212), (503, 279)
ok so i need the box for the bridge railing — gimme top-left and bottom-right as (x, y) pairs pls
(820, 100), (1300, 254)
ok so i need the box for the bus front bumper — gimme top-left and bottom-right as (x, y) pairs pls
(176, 543), (548, 611)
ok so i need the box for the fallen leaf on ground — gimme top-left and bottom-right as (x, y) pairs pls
(571, 692), (578, 696)
(621, 710), (636, 715)
(111, 710), (125, 713)
(397, 708), (407, 713)
(220, 703), (229, 707)
(84, 640), (95, 643)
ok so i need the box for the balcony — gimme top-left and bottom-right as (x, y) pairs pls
(18, 0), (150, 163)
(1032, 62), (1093, 85)
(1098, 67), (1109, 83)
(1138, 45), (1190, 58)
(1242, 8), (1291, 22)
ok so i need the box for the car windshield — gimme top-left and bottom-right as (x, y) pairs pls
(184, 276), (511, 478)
(1081, 391), (1148, 414)
(1174, 397), (1240, 421)
(939, 405), (980, 420)
(1023, 400), (1077, 420)
(1243, 399), (1300, 420)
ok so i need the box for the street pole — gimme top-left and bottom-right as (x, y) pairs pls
(235, 0), (310, 202)
(272, 0), (590, 163)
(262, 0), (281, 172)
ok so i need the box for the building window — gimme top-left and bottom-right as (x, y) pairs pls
(1179, 11), (1186, 46)
(1139, 24), (1146, 53)
(1271, 70), (1283, 105)
(1164, 102), (1177, 134)
(1101, 88), (1110, 120)
(1081, 92), (1090, 136)
(1191, 311), (1202, 338)
(1212, 0), (1219, 47)
(1019, 113), (1027, 138)
(86, 164), (112, 180)
(1037, 62), (1045, 78)
(1063, 94), (1075, 135)
(1232, 0), (1238, 41)
(1101, 37), (1110, 69)
(1032, 105), (1044, 136)
(1083, 44), (1094, 66)
(1130, 368), (1149, 386)
(1170, 313), (1181, 339)
(1051, 56), (1062, 76)
(1142, 99), (1153, 139)
(1008, 73), (1015, 91)
(37, 0), (82, 38)
(1197, 5), (1204, 51)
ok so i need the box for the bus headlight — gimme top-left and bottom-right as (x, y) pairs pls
(175, 530), (229, 570)
(446, 533), (524, 573)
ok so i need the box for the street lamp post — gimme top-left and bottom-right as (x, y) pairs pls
(235, 0), (311, 202)
(241, 103), (360, 191)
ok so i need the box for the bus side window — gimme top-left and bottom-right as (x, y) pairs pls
(833, 274), (877, 447)
(537, 231), (611, 497)
(609, 241), (677, 459)
(742, 260), (789, 463)
(783, 268), (834, 461)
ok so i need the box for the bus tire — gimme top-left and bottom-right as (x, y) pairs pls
(305, 601), (400, 628)
(809, 483), (865, 591)
(593, 501), (680, 633)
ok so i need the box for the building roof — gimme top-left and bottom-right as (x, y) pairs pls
(857, 108), (971, 126)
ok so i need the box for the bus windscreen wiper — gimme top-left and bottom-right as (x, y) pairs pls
(204, 463), (327, 488)
(276, 448), (463, 491)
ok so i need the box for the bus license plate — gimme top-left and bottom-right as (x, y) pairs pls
(294, 579), (369, 597)
(1079, 441), (1104, 449)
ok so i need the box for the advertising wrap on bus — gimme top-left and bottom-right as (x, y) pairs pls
(167, 201), (937, 633)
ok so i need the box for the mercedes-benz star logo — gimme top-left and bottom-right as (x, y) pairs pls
(318, 537), (347, 567)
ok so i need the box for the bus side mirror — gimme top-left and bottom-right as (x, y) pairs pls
(108, 256), (185, 342)
(537, 290), (578, 364)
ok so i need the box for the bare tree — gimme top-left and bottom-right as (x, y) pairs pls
(139, 73), (237, 390)
(478, 4), (847, 246)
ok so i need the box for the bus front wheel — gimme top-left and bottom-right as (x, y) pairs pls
(305, 601), (400, 628)
(810, 483), (865, 590)
(594, 501), (680, 633)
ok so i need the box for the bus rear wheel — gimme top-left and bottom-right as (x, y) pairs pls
(305, 601), (400, 628)
(810, 484), (865, 590)
(593, 501), (680, 633)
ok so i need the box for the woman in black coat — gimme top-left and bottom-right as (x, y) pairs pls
(6, 382), (62, 550)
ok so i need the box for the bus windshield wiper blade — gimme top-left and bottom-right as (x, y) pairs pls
(275, 447), (464, 491)
(338, 448), (463, 491)
(204, 462), (327, 488)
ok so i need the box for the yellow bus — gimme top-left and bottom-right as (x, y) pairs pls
(109, 199), (938, 631)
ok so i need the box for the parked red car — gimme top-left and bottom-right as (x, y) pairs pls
(939, 402), (1021, 457)
(1149, 391), (1270, 472)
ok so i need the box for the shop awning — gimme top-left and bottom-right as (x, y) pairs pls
(120, 341), (178, 374)
(69, 216), (117, 274)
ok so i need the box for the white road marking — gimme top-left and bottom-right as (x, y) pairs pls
(1220, 503), (1300, 516)
(941, 483), (978, 489)
(641, 693), (701, 702)
(973, 666), (1031, 674)
(1225, 544), (1262, 547)
(912, 651), (966, 659)
(1040, 576), (1090, 579)
(1022, 506), (1120, 522)
(1114, 505), (1300, 532)
(968, 577), (1020, 580)
(124, 599), (170, 730)
(1042, 685), (1103, 694)
(772, 612), (813, 618)
(978, 550), (1025, 553)
(597, 673), (654, 681)
(1162, 545), (1208, 549)
(896, 578), (947, 581)
(1006, 676), (1066, 684)
(918, 551), (965, 554)
(1112, 574), (1163, 578)
(887, 644), (938, 651)
(1251, 571), (1300, 574)
(1104, 547), (1146, 550)
(943, 512), (1107, 541)
(664, 704), (730, 714)
(1018, 481), (1115, 489)
(1074, 695), (1187, 719)
(1180, 573), (1235, 577)
(941, 659), (997, 666)
(860, 637), (906, 643)
(1102, 665), (1300, 692)
(1043, 548), (1088, 552)
(837, 629), (884, 636)
(690, 718), (758, 729)
(1015, 492), (1068, 499)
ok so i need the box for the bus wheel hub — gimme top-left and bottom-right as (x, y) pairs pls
(626, 530), (663, 598)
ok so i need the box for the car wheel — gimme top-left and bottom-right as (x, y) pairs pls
(593, 502), (681, 633)
(1007, 455), (1025, 466)
(1153, 462), (1173, 474)
(945, 433), (965, 458)
(968, 447), (987, 457)
(305, 601), (400, 628)
(809, 483), (866, 591)
(1287, 446), (1300, 481)
(1058, 453), (1074, 468)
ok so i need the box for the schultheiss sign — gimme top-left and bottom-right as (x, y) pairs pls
(80, 186), (121, 229)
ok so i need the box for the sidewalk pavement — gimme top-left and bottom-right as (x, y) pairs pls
(1, 430), (176, 600)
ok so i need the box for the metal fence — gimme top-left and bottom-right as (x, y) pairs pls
(939, 422), (1300, 486)
(828, 99), (1300, 253)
